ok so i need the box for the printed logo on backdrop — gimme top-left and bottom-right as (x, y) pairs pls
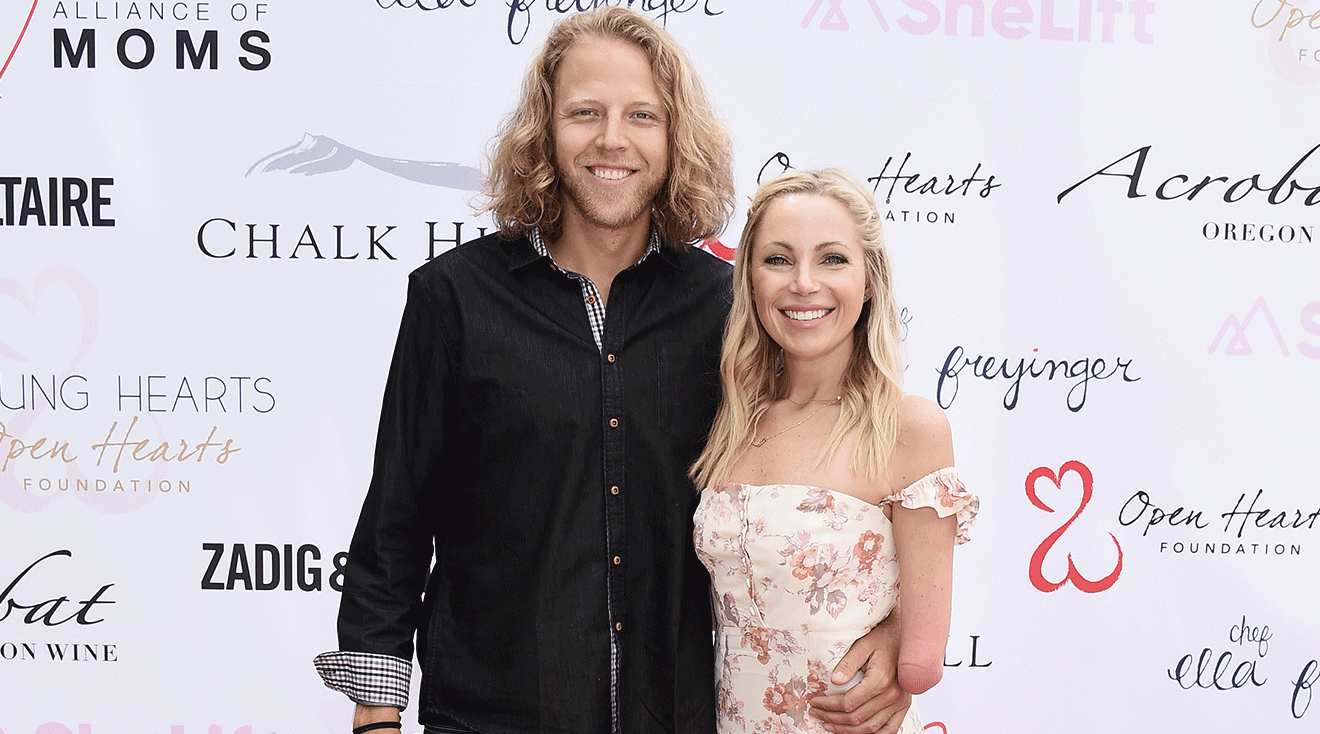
(1251, 0), (1320, 84)
(0, 550), (117, 664)
(1057, 143), (1320, 244)
(801, 0), (1155, 43)
(935, 347), (1139, 412)
(1025, 459), (1318, 594)
(199, 133), (495, 263)
(1208, 296), (1320, 358)
(1026, 460), (1123, 593)
(758, 152), (1002, 233)
(376, 0), (723, 45)
(1168, 615), (1320, 720)
(200, 542), (347, 592)
(1, 176), (115, 227)
(1118, 484), (1316, 557)
(1, 267), (263, 513)
(50, 2), (271, 71)
(1, 2), (273, 96)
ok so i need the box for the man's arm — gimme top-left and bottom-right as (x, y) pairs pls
(807, 607), (911, 734)
(354, 705), (402, 728)
(316, 271), (453, 720)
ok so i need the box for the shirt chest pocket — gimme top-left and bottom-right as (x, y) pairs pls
(656, 341), (719, 448)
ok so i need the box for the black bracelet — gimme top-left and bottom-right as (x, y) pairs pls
(352, 723), (402, 734)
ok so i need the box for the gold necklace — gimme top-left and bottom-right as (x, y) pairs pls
(783, 395), (840, 406)
(748, 397), (841, 448)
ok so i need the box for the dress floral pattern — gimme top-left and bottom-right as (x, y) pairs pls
(693, 468), (977, 734)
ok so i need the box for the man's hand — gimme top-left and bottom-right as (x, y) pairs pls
(353, 704), (401, 729)
(808, 610), (911, 734)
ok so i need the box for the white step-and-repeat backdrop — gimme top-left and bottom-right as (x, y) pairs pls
(4, 1), (1319, 732)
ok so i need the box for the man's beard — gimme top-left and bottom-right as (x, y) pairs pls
(557, 160), (667, 231)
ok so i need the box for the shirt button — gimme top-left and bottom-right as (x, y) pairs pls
(609, 418), (619, 428)
(615, 622), (623, 631)
(613, 556), (622, 565)
(607, 353), (616, 363)
(587, 294), (597, 304)
(610, 485), (620, 495)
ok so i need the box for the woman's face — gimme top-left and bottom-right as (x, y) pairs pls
(749, 193), (868, 370)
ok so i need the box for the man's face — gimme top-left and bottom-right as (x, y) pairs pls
(552, 36), (669, 234)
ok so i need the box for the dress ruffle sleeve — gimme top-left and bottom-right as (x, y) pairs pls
(883, 467), (978, 545)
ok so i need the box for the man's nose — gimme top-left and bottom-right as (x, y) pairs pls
(596, 114), (627, 150)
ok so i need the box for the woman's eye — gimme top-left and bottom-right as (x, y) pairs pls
(823, 253), (849, 265)
(764, 254), (789, 266)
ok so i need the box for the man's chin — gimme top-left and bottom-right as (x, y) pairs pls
(566, 192), (654, 232)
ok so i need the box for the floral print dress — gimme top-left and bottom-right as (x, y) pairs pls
(693, 468), (978, 733)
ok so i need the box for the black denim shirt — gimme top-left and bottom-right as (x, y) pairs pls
(337, 232), (731, 734)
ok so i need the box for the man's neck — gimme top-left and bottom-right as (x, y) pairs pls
(547, 211), (653, 306)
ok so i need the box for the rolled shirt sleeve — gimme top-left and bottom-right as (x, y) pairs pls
(313, 650), (412, 710)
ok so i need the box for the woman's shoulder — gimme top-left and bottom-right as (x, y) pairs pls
(891, 394), (954, 490)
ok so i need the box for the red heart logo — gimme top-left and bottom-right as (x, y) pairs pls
(0, 1), (40, 94)
(1026, 460), (1123, 593)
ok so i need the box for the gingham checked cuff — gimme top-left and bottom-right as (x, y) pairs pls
(313, 650), (412, 710)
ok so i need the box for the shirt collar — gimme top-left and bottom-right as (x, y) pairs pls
(517, 226), (665, 273)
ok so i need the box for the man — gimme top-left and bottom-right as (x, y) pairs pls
(315, 9), (910, 734)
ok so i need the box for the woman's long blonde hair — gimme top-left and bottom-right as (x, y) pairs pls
(690, 169), (904, 489)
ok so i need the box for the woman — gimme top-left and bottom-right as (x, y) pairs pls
(691, 170), (978, 733)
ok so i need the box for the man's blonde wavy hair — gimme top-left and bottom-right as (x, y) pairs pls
(691, 170), (905, 490)
(481, 8), (734, 245)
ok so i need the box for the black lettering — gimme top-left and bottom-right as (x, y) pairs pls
(1, 177), (19, 225)
(330, 551), (348, 592)
(427, 221), (487, 260)
(176, 29), (218, 70)
(226, 543), (252, 590)
(62, 177), (89, 226)
(255, 544), (280, 591)
(1057, 146), (1150, 202)
(201, 542), (224, 589)
(116, 28), (155, 70)
(54, 28), (95, 68)
(290, 225), (325, 260)
(0, 550), (72, 621)
(198, 217), (237, 258)
(21, 177), (45, 226)
(238, 30), (271, 71)
(1294, 660), (1319, 719)
(367, 225), (397, 260)
(252, 377), (276, 413)
(298, 544), (321, 591)
(935, 346), (965, 409)
(247, 223), (278, 258)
